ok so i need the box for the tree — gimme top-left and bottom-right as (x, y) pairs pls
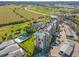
(4, 33), (7, 36)
(23, 25), (37, 34)
(2, 36), (6, 41)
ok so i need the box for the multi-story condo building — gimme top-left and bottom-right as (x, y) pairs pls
(34, 16), (59, 52)
(34, 30), (52, 50)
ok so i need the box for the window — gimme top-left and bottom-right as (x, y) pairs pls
(39, 41), (41, 44)
(38, 39), (40, 41)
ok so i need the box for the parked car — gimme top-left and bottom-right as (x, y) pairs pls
(59, 40), (75, 57)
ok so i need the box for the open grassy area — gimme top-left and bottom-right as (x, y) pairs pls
(26, 5), (72, 15)
(0, 22), (31, 43)
(29, 5), (51, 14)
(35, 18), (50, 22)
(15, 8), (42, 20)
(0, 4), (43, 25)
(0, 5), (24, 25)
(21, 34), (35, 57)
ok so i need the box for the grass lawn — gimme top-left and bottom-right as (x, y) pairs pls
(0, 22), (31, 43)
(21, 34), (35, 57)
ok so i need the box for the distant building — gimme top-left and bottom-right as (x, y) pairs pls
(54, 4), (75, 9)
(34, 30), (52, 50)
(72, 9), (79, 14)
(63, 14), (73, 20)
(33, 22), (46, 30)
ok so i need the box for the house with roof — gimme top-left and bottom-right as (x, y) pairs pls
(33, 22), (46, 30)
(14, 33), (29, 43)
(51, 16), (59, 20)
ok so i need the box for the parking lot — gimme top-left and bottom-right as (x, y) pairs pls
(49, 23), (79, 57)
(72, 41), (79, 57)
(49, 24), (67, 57)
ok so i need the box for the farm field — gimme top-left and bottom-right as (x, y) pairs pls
(0, 5), (23, 25)
(24, 5), (54, 15)
(27, 5), (51, 14)
(0, 4), (44, 25)
(15, 8), (43, 20)
(25, 5), (72, 15)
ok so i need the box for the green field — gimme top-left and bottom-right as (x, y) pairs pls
(0, 22), (31, 42)
(21, 34), (35, 56)
(29, 6), (51, 14)
(15, 8), (42, 20)
(0, 4), (44, 25)
(0, 4), (43, 42)
(26, 5), (71, 15)
(0, 5), (23, 25)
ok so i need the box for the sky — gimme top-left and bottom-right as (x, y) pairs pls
(0, 0), (79, 1)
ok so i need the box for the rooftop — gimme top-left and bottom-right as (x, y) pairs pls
(14, 33), (29, 43)
(34, 31), (46, 39)
(6, 48), (24, 57)
(64, 27), (73, 36)
(0, 40), (15, 50)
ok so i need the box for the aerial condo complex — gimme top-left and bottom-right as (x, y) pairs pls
(0, 1), (79, 57)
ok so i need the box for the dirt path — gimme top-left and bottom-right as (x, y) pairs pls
(25, 7), (49, 16)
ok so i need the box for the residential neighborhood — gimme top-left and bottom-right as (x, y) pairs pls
(0, 1), (79, 57)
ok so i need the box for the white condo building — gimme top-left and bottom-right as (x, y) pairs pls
(34, 16), (59, 51)
(34, 30), (52, 50)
